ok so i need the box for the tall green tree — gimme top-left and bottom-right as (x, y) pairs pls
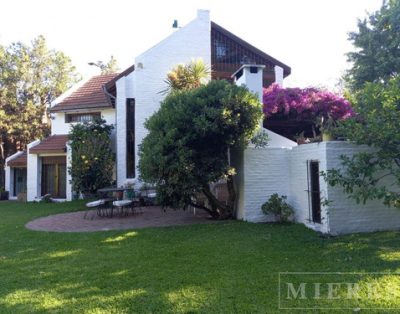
(0, 35), (79, 186)
(324, 77), (400, 208)
(139, 80), (262, 219)
(346, 0), (400, 90)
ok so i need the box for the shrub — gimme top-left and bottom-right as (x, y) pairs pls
(68, 118), (114, 195)
(261, 193), (294, 223)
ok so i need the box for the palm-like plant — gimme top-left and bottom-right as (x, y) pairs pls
(162, 59), (210, 94)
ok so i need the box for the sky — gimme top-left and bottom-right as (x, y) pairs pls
(0, 0), (383, 89)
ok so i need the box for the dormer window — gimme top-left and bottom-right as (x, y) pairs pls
(65, 112), (101, 123)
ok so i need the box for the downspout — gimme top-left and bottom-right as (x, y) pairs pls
(102, 85), (116, 103)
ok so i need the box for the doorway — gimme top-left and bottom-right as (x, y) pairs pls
(41, 156), (66, 198)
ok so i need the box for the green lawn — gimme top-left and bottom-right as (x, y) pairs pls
(1, 201), (400, 313)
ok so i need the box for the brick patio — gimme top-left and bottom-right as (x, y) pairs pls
(26, 206), (215, 232)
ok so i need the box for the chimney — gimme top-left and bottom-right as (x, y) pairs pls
(274, 65), (284, 86)
(197, 9), (210, 21)
(232, 64), (265, 103)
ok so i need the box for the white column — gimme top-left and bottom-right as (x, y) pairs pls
(5, 165), (11, 197)
(116, 77), (127, 187)
(66, 142), (72, 201)
(274, 65), (284, 86)
(27, 140), (41, 202)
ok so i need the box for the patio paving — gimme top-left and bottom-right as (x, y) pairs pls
(26, 206), (215, 232)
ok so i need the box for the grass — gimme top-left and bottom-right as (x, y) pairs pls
(1, 201), (400, 313)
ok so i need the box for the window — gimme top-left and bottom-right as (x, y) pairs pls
(307, 160), (321, 223)
(65, 112), (101, 123)
(126, 98), (135, 178)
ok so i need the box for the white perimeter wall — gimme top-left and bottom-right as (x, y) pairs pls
(241, 140), (400, 235)
(325, 142), (400, 235)
(288, 142), (330, 233)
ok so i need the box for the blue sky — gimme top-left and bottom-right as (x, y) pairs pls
(0, 0), (382, 89)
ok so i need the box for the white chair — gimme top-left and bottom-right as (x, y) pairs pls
(112, 199), (134, 217)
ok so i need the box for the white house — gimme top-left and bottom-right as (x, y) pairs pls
(5, 10), (400, 235)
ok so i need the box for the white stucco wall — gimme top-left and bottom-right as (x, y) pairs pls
(240, 147), (291, 222)
(324, 142), (400, 235)
(133, 9), (211, 182)
(240, 140), (400, 235)
(116, 72), (135, 186)
(26, 140), (41, 202)
(288, 142), (330, 233)
(51, 108), (116, 136)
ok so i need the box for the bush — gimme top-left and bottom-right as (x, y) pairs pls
(261, 193), (294, 223)
(69, 118), (114, 194)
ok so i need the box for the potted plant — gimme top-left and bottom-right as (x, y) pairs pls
(124, 182), (136, 200)
(317, 115), (337, 141)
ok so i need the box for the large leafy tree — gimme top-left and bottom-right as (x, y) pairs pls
(139, 80), (262, 219)
(324, 77), (400, 208)
(324, 0), (400, 209)
(0, 35), (79, 186)
(346, 0), (400, 90)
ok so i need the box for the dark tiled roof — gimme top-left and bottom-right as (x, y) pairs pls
(50, 73), (118, 112)
(29, 135), (69, 154)
(7, 152), (27, 167)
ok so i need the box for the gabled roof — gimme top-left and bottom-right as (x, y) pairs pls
(104, 64), (135, 98)
(29, 135), (69, 154)
(211, 22), (291, 77)
(50, 73), (119, 112)
(7, 152), (27, 167)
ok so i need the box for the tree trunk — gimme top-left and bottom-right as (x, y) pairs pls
(201, 179), (236, 220)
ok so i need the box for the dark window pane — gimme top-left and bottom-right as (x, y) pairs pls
(126, 98), (135, 178)
(66, 112), (101, 123)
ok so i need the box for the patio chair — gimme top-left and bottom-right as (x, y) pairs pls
(112, 199), (134, 217)
(85, 199), (107, 219)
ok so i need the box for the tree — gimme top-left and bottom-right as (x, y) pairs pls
(68, 119), (114, 195)
(139, 80), (262, 219)
(0, 35), (79, 187)
(162, 59), (210, 94)
(89, 55), (119, 74)
(346, 0), (400, 90)
(324, 77), (400, 208)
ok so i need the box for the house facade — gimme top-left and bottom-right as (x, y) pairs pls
(5, 10), (400, 235)
(5, 10), (289, 202)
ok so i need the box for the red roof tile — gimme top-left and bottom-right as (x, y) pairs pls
(50, 73), (118, 112)
(29, 135), (69, 154)
(7, 152), (27, 167)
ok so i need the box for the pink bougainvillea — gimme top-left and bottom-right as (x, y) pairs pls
(263, 84), (354, 122)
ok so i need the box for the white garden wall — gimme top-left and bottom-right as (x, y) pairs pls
(324, 142), (400, 235)
(239, 140), (400, 235)
(288, 142), (330, 233)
